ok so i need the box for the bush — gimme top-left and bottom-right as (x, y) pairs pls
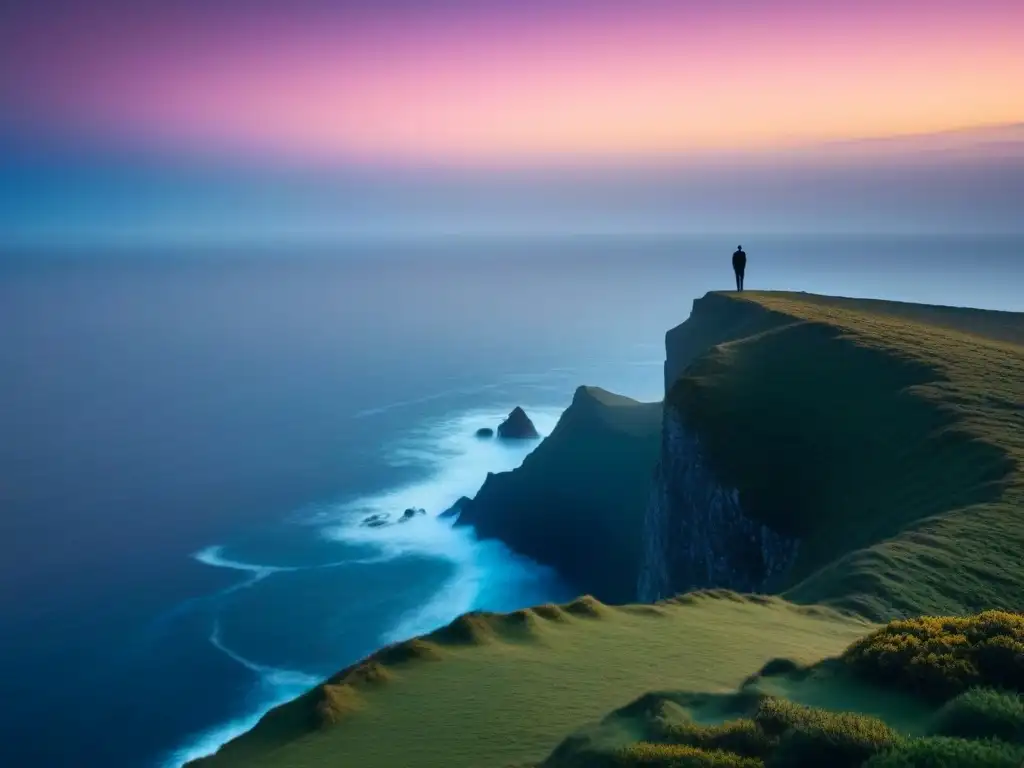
(768, 722), (901, 768)
(654, 717), (777, 759)
(930, 687), (1024, 743)
(842, 611), (1024, 699)
(612, 743), (764, 767)
(750, 700), (901, 767)
(863, 736), (1024, 767)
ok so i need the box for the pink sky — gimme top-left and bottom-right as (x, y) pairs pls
(2, 1), (1023, 164)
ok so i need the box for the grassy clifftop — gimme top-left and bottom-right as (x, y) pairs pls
(188, 593), (872, 768)
(667, 291), (1024, 619)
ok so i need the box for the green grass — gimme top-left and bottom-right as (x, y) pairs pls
(188, 592), (872, 768)
(666, 292), (1024, 620)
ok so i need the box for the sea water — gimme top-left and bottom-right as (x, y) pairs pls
(0, 236), (1021, 767)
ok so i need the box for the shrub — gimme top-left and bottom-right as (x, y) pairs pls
(842, 610), (1024, 699)
(612, 742), (764, 767)
(930, 686), (1024, 743)
(768, 721), (901, 768)
(863, 736), (1024, 767)
(752, 698), (814, 736)
(752, 697), (888, 737)
(653, 717), (777, 759)
(751, 700), (901, 767)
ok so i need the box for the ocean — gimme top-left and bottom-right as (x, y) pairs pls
(0, 235), (1021, 767)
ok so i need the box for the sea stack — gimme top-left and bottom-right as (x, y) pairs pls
(497, 406), (540, 439)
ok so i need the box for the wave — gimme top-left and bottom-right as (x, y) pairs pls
(162, 401), (571, 767)
(209, 622), (320, 689)
(160, 624), (319, 768)
(322, 405), (569, 643)
(193, 545), (395, 573)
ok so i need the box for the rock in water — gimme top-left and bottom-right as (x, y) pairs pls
(398, 507), (426, 523)
(496, 406), (539, 439)
(475, 427), (495, 438)
(440, 496), (471, 519)
(361, 513), (390, 528)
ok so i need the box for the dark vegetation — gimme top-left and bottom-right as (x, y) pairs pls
(550, 609), (1024, 768)
(842, 610), (1024, 699)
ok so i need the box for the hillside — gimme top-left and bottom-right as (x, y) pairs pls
(187, 593), (872, 768)
(456, 385), (662, 603)
(190, 291), (1024, 768)
(657, 291), (1024, 619)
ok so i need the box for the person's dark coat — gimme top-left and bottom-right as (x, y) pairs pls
(732, 249), (747, 273)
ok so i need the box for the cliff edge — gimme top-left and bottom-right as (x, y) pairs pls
(456, 385), (662, 603)
(641, 291), (1024, 619)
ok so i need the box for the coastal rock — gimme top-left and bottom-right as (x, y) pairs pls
(496, 407), (540, 439)
(456, 386), (662, 603)
(439, 496), (471, 519)
(398, 507), (426, 523)
(360, 513), (390, 528)
(475, 427), (495, 438)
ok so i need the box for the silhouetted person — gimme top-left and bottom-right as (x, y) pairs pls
(732, 245), (747, 291)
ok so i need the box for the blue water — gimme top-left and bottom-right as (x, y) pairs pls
(0, 236), (1021, 767)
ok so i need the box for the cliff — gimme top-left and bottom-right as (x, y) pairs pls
(640, 291), (1024, 620)
(188, 290), (1024, 768)
(456, 386), (661, 604)
(637, 401), (799, 601)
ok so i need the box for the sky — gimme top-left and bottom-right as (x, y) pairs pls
(1, 0), (1023, 243)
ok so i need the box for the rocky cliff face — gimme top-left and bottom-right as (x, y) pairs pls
(456, 386), (662, 604)
(637, 401), (798, 601)
(638, 294), (799, 601)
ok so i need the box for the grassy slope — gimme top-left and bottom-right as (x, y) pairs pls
(669, 291), (1024, 620)
(457, 386), (662, 603)
(189, 593), (872, 768)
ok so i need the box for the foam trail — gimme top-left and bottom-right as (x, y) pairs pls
(151, 546), (394, 640)
(161, 624), (319, 768)
(194, 546), (294, 575)
(193, 545), (393, 573)
(210, 622), (320, 688)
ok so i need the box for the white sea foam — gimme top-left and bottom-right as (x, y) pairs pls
(193, 545), (296, 574)
(192, 544), (394, 572)
(323, 404), (567, 642)
(163, 401), (572, 767)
